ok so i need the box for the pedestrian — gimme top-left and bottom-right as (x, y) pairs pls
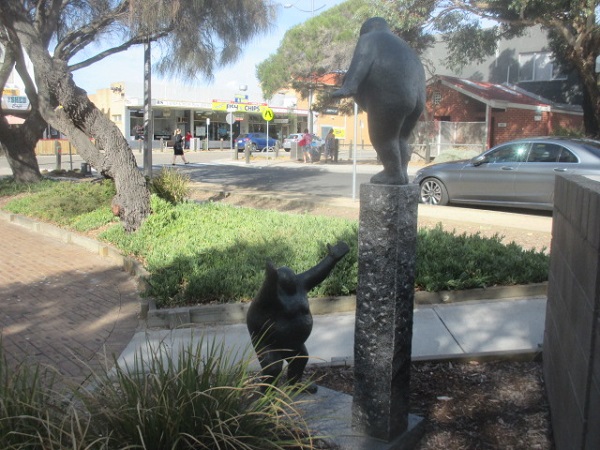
(185, 131), (192, 149)
(332, 134), (339, 162)
(172, 128), (189, 165)
(299, 128), (313, 163)
(325, 129), (336, 162)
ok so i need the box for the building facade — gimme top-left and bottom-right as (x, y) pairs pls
(88, 81), (312, 150)
(426, 75), (583, 149)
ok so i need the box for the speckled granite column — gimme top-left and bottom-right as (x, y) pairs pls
(352, 183), (419, 441)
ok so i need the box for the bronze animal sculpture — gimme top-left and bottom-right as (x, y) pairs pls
(332, 17), (426, 185)
(246, 241), (349, 392)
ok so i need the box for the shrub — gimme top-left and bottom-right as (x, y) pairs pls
(0, 346), (97, 449)
(0, 340), (314, 449)
(82, 337), (313, 449)
(149, 167), (191, 204)
(101, 197), (359, 307)
(416, 224), (549, 291)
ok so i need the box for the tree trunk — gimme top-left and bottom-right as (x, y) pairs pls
(47, 74), (151, 232)
(0, 111), (46, 183)
(2, 2), (151, 231)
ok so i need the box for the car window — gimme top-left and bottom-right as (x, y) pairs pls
(558, 148), (578, 163)
(486, 143), (528, 163)
(527, 143), (562, 163)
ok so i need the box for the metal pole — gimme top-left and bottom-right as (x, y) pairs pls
(143, 40), (153, 178)
(352, 101), (358, 201)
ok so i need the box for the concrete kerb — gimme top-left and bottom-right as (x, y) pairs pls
(0, 209), (547, 330)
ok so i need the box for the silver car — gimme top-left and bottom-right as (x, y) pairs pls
(282, 133), (324, 151)
(414, 137), (600, 210)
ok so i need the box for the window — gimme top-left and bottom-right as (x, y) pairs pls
(558, 148), (578, 163)
(487, 143), (528, 163)
(527, 143), (562, 162)
(518, 52), (566, 82)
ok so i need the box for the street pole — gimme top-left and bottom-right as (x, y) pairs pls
(143, 39), (153, 178)
(352, 101), (358, 201)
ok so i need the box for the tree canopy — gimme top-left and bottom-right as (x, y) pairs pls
(436, 0), (600, 135)
(258, 0), (600, 135)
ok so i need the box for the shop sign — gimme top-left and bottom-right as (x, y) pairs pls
(211, 100), (268, 113)
(332, 127), (346, 139)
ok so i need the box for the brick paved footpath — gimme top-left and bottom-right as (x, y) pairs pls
(0, 219), (140, 385)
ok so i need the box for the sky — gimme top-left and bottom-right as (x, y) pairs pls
(71, 1), (347, 102)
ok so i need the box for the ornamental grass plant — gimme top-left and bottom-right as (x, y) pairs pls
(0, 339), (315, 449)
(81, 337), (313, 449)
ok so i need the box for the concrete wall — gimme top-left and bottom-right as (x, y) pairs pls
(544, 174), (600, 450)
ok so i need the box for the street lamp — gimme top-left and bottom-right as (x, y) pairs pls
(283, 1), (325, 134)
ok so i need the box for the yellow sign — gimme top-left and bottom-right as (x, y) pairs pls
(332, 127), (345, 139)
(262, 107), (274, 122)
(211, 100), (268, 114)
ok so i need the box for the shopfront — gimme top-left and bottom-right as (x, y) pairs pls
(124, 100), (305, 149)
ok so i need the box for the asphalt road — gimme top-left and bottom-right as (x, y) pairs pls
(1, 150), (374, 199)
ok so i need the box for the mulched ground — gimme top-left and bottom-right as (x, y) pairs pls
(305, 358), (554, 449)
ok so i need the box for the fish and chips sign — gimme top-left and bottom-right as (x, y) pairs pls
(212, 100), (268, 114)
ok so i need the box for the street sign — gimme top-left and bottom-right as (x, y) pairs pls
(226, 112), (234, 124)
(262, 107), (274, 122)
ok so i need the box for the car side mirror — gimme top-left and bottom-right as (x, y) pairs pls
(471, 155), (487, 166)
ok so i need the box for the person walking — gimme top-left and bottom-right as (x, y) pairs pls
(184, 131), (192, 149)
(299, 128), (313, 163)
(325, 129), (336, 162)
(172, 129), (189, 165)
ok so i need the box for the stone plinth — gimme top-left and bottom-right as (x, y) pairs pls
(352, 183), (419, 441)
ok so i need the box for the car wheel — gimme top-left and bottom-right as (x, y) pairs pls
(420, 178), (449, 206)
(252, 144), (257, 152)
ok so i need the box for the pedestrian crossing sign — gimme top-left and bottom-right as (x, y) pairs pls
(262, 107), (274, 122)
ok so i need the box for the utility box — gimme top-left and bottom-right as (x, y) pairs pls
(290, 141), (301, 161)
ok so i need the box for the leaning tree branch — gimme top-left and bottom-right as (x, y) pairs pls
(54, 0), (131, 60)
(67, 29), (170, 71)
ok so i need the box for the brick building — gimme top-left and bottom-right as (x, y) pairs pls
(427, 75), (583, 148)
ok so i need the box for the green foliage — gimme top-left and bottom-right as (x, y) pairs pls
(0, 339), (313, 449)
(101, 196), (359, 307)
(82, 338), (312, 449)
(0, 345), (97, 449)
(551, 125), (585, 138)
(148, 167), (191, 205)
(0, 177), (56, 197)
(416, 225), (549, 291)
(3, 179), (116, 228)
(258, 0), (367, 99)
(0, 180), (550, 308)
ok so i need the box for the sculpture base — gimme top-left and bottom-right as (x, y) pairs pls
(353, 183), (419, 439)
(299, 386), (425, 449)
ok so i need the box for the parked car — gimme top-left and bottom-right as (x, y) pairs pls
(413, 137), (600, 210)
(282, 133), (324, 151)
(236, 133), (278, 152)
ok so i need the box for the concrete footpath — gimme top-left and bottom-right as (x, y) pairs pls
(118, 296), (546, 372)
